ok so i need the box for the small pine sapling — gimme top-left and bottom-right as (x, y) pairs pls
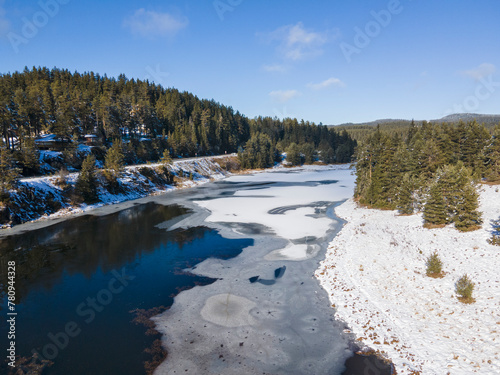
(160, 149), (172, 166)
(426, 251), (443, 278)
(455, 274), (475, 303)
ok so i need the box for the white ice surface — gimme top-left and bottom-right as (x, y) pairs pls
(316, 184), (500, 375)
(195, 166), (355, 260)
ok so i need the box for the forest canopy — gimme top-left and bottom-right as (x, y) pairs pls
(0, 66), (356, 178)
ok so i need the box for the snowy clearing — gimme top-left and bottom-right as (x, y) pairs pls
(316, 184), (500, 375)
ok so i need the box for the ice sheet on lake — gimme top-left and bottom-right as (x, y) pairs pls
(200, 294), (257, 327)
(153, 166), (358, 375)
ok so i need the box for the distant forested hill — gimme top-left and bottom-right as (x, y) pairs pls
(332, 114), (500, 143)
(434, 113), (500, 126)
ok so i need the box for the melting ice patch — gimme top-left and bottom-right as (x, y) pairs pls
(201, 294), (257, 327)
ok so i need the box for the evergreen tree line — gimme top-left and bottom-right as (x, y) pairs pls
(354, 120), (500, 231)
(239, 117), (356, 168)
(0, 66), (251, 157)
(334, 120), (416, 143)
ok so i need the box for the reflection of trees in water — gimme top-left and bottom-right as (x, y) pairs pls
(0, 203), (196, 304)
(173, 227), (207, 251)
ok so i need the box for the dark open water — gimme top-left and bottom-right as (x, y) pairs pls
(0, 203), (252, 375)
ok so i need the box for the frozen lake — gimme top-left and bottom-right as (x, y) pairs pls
(1, 165), (391, 374)
(153, 165), (363, 374)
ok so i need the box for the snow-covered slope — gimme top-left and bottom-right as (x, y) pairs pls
(2, 156), (234, 227)
(316, 184), (500, 375)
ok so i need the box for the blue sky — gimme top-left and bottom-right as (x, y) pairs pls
(1, 0), (499, 124)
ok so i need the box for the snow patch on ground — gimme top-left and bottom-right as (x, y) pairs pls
(316, 184), (500, 375)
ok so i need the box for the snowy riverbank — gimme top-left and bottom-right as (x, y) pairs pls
(1, 155), (235, 229)
(316, 184), (500, 374)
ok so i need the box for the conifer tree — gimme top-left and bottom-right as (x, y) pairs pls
(238, 134), (274, 169)
(396, 173), (414, 215)
(484, 124), (500, 182)
(75, 154), (99, 203)
(0, 144), (20, 201)
(426, 251), (443, 277)
(461, 121), (490, 175)
(105, 139), (124, 176)
(301, 143), (315, 164)
(455, 274), (475, 302)
(454, 183), (482, 231)
(19, 135), (40, 173)
(488, 218), (500, 246)
(335, 143), (352, 163)
(160, 149), (172, 166)
(423, 183), (448, 226)
(286, 143), (302, 166)
(319, 146), (335, 164)
(365, 163), (384, 207)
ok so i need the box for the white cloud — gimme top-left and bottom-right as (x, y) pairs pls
(123, 9), (188, 38)
(460, 63), (496, 81)
(307, 77), (345, 90)
(262, 22), (332, 61)
(269, 90), (301, 103)
(262, 64), (287, 73)
(0, 0), (10, 37)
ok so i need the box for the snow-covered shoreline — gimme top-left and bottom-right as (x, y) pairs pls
(1, 155), (236, 232)
(316, 185), (500, 374)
